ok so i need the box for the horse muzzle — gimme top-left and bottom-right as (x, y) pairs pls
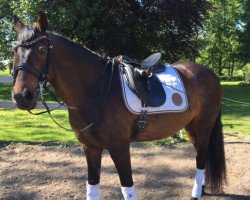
(12, 88), (38, 110)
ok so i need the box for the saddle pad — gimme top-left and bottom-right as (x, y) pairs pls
(119, 64), (188, 114)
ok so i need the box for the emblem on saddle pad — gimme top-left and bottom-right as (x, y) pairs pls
(118, 53), (188, 115)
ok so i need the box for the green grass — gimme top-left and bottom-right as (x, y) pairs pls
(221, 81), (250, 135)
(0, 69), (11, 75)
(0, 109), (77, 144)
(0, 83), (12, 101)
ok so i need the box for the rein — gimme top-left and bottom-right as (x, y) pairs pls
(12, 35), (115, 132)
(35, 59), (115, 132)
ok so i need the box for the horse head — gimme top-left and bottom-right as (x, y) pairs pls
(12, 11), (51, 110)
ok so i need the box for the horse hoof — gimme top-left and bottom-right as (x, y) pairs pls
(202, 185), (207, 196)
(191, 198), (198, 200)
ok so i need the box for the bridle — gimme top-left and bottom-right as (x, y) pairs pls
(12, 35), (53, 85)
(12, 34), (115, 132)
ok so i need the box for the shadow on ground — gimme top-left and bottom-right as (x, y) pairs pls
(0, 137), (249, 200)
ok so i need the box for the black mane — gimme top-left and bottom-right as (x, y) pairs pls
(17, 25), (104, 61)
(49, 31), (104, 60)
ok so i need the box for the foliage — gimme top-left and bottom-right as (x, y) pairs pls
(197, 0), (245, 76)
(0, 0), (210, 65)
(0, 61), (7, 71)
(219, 76), (245, 81)
(238, 0), (250, 65)
(239, 63), (250, 84)
(244, 64), (250, 82)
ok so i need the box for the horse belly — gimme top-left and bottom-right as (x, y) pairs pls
(135, 112), (192, 142)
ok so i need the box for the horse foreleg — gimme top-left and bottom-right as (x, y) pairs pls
(83, 144), (103, 200)
(109, 144), (138, 200)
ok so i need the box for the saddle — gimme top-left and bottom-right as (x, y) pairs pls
(117, 53), (166, 107)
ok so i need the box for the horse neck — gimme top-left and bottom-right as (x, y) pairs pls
(49, 33), (105, 106)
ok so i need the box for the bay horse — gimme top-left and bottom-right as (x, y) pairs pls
(12, 11), (226, 200)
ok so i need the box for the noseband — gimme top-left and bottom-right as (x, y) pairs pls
(12, 35), (53, 85)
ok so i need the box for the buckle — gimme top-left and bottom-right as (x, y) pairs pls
(137, 120), (147, 129)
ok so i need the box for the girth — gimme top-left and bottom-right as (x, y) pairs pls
(117, 53), (167, 138)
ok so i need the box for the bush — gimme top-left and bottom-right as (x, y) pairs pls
(238, 81), (250, 86)
(219, 76), (245, 81)
(0, 62), (7, 71)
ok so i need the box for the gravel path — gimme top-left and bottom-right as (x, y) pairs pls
(0, 100), (66, 110)
(0, 75), (12, 83)
(0, 134), (249, 200)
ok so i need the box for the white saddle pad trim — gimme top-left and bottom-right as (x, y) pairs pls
(119, 64), (188, 115)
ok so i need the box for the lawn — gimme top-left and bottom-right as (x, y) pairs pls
(0, 109), (77, 144)
(0, 83), (12, 100)
(0, 69), (11, 75)
(221, 81), (250, 135)
(0, 81), (249, 144)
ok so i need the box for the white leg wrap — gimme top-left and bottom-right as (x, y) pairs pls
(86, 182), (100, 200)
(202, 173), (207, 186)
(121, 185), (138, 200)
(192, 169), (205, 198)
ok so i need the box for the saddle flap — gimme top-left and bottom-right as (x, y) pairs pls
(122, 64), (166, 107)
(134, 74), (166, 107)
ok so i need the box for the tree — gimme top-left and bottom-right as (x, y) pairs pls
(0, 0), (13, 71)
(197, 0), (248, 76)
(238, 0), (250, 65)
(237, 0), (250, 82)
(0, 0), (210, 69)
(0, 0), (48, 71)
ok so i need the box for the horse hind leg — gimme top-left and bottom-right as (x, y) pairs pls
(83, 144), (103, 200)
(186, 120), (214, 200)
(185, 131), (208, 200)
(187, 110), (226, 200)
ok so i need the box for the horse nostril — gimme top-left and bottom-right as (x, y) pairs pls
(22, 89), (34, 102)
(13, 88), (37, 110)
(13, 93), (24, 104)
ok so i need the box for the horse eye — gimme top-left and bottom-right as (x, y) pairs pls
(39, 46), (47, 53)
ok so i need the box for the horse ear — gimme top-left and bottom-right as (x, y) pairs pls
(37, 11), (48, 33)
(13, 15), (24, 32)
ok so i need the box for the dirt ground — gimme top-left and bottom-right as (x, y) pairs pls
(0, 134), (249, 200)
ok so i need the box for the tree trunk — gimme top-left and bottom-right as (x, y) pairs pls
(218, 55), (223, 76)
(231, 59), (235, 76)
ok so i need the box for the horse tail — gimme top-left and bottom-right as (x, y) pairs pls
(206, 108), (227, 192)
